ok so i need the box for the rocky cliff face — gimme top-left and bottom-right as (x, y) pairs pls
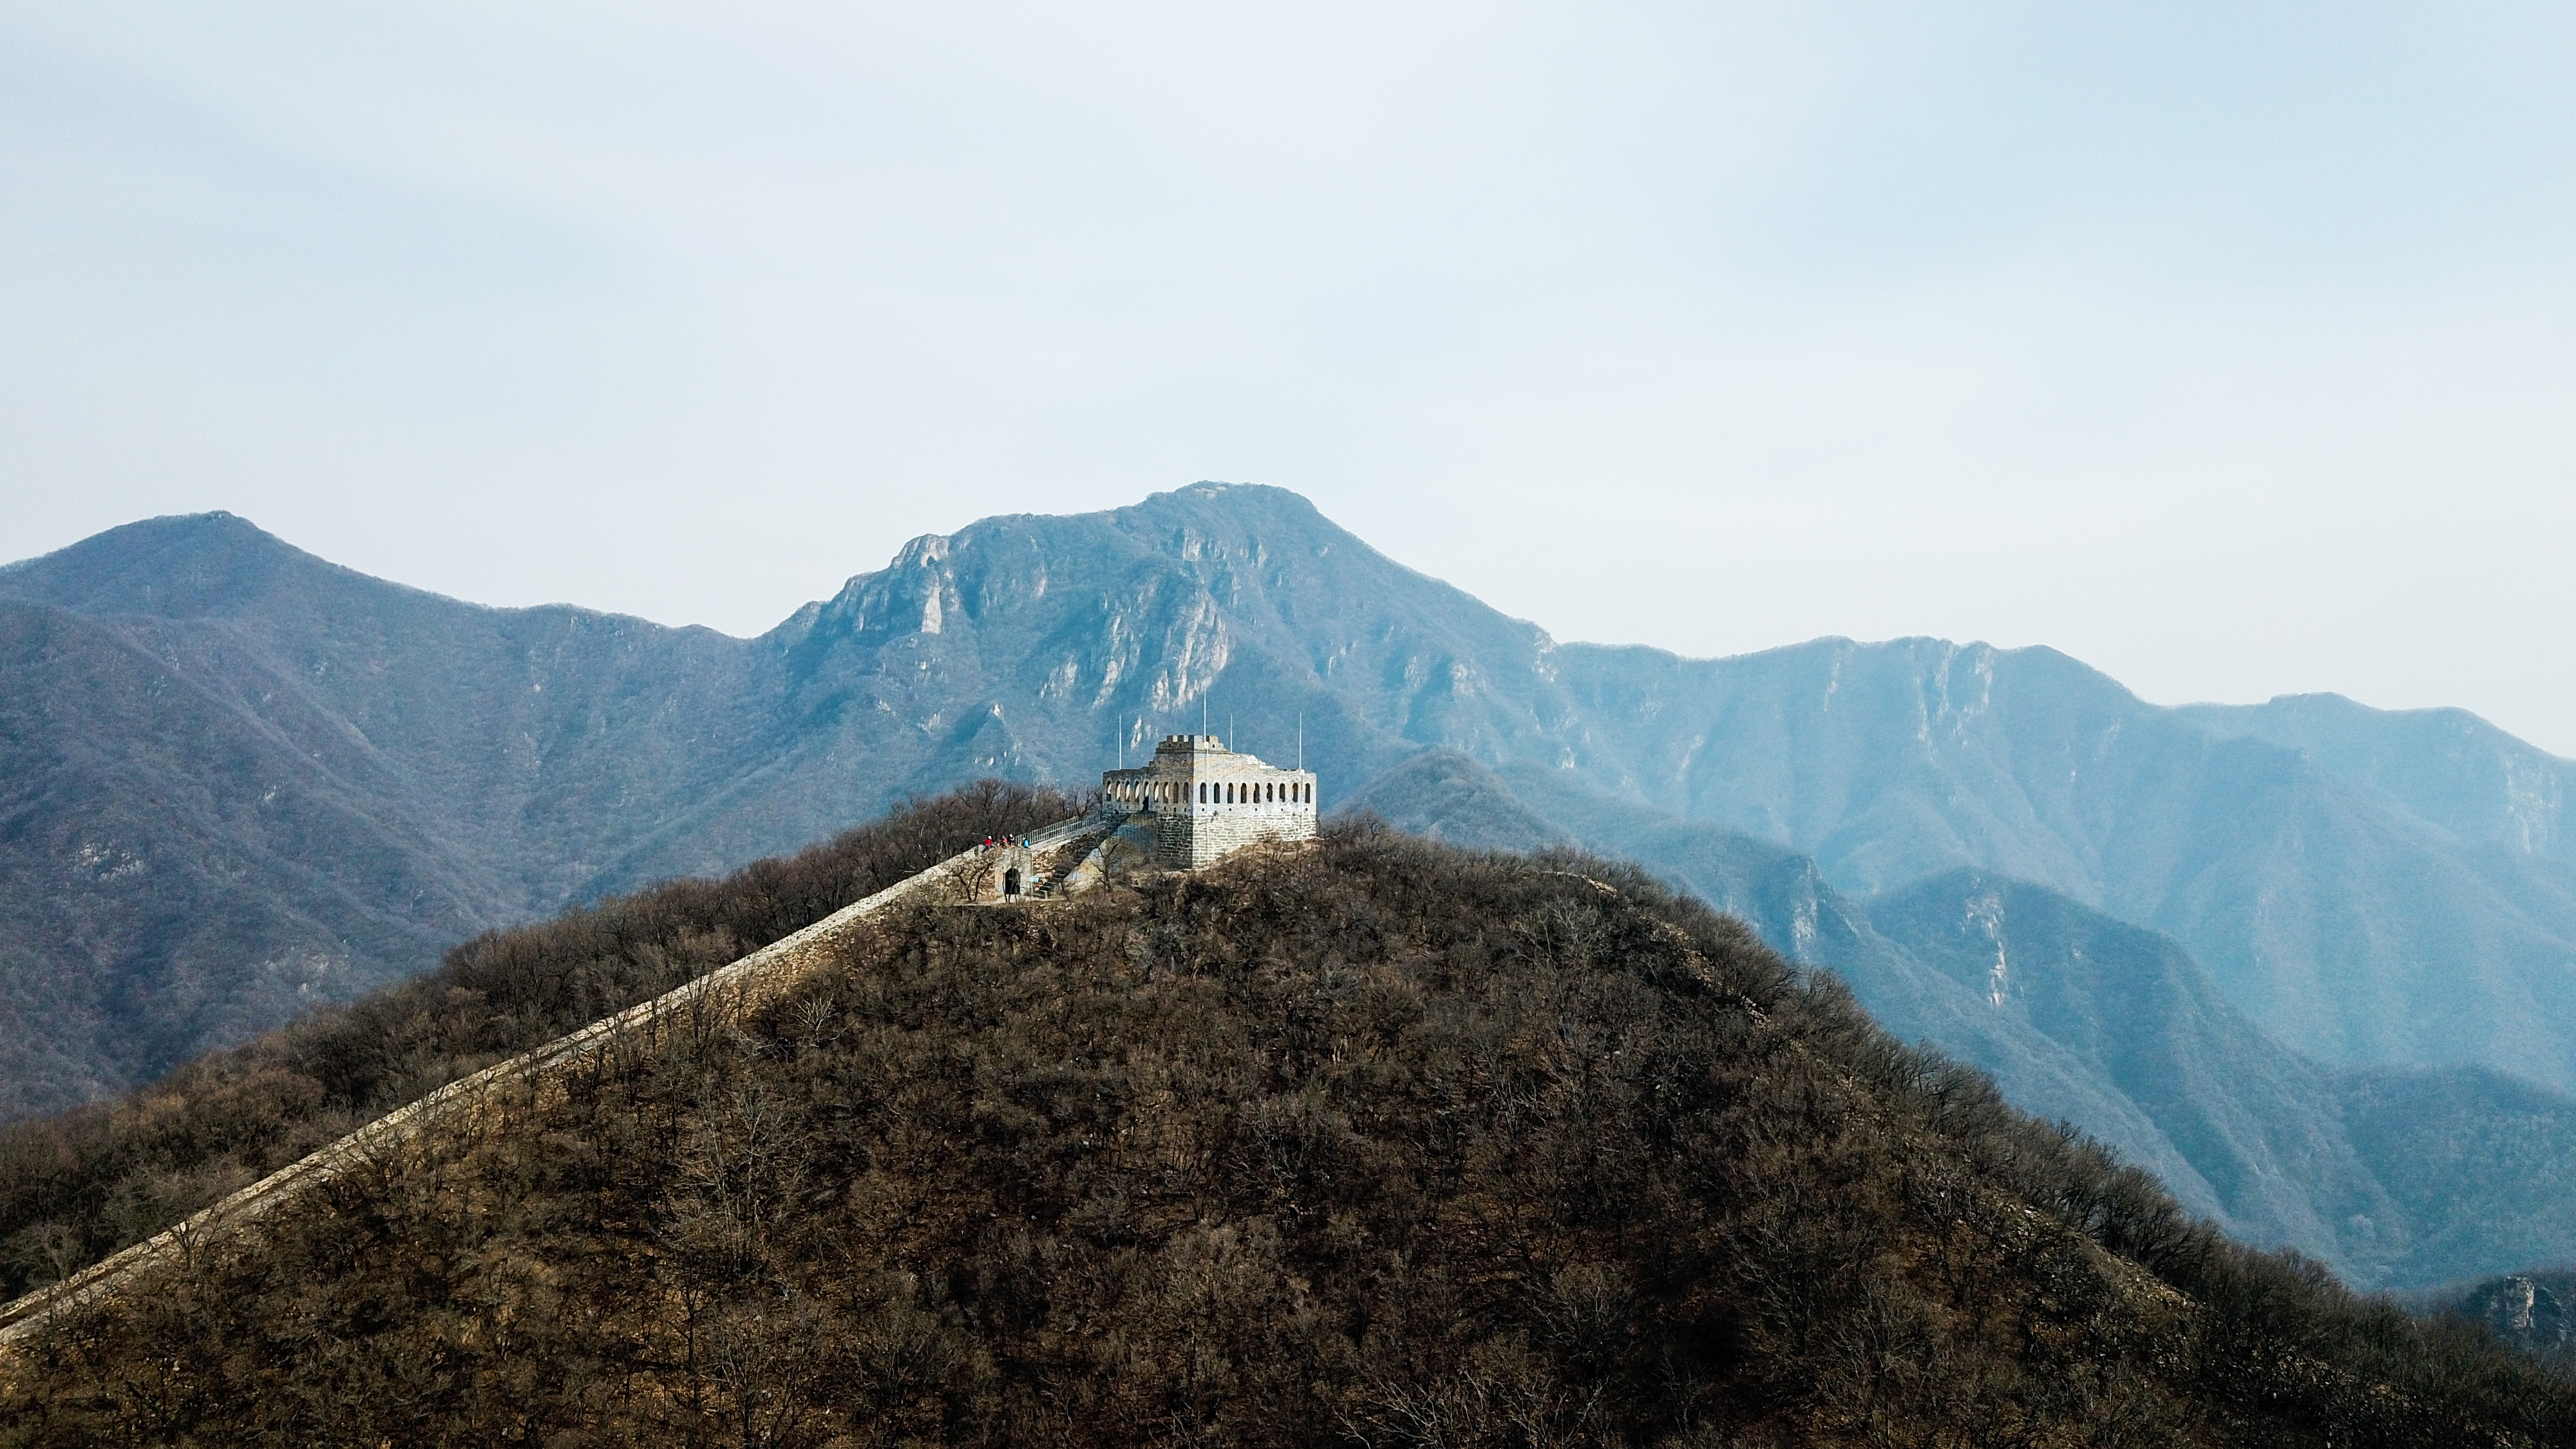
(2439, 1269), (2576, 1376)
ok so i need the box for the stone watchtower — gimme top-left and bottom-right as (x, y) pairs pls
(1100, 734), (1317, 869)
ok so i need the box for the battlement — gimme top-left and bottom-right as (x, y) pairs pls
(1101, 734), (1317, 868)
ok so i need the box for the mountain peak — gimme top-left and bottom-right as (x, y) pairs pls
(0, 511), (338, 620)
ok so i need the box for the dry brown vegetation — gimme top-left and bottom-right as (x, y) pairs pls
(5, 806), (2573, 1445)
(0, 781), (1082, 1311)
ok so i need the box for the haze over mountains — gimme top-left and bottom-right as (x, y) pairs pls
(1345, 749), (2576, 1291)
(6, 483), (2576, 1290)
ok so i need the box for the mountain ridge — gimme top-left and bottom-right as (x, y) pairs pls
(6, 484), (2575, 1130)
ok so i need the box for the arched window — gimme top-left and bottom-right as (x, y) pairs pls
(1004, 867), (1021, 897)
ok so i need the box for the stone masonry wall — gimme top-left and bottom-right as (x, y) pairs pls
(1153, 800), (1318, 869)
(0, 810), (1111, 1351)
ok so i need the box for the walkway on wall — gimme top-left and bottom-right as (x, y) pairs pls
(0, 810), (1105, 1350)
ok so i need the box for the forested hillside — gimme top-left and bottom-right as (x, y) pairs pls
(5, 817), (2571, 1445)
(1347, 750), (2576, 1293)
(0, 782), (1078, 1309)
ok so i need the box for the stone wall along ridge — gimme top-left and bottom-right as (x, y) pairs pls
(0, 811), (1104, 1351)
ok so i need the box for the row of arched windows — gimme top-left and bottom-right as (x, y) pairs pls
(1194, 779), (1310, 805)
(1107, 778), (1312, 806)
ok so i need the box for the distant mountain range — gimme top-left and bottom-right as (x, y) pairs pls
(6, 484), (2576, 1291)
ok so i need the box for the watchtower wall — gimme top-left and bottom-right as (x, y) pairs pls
(1101, 734), (1316, 869)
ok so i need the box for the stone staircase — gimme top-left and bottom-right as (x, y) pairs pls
(1029, 814), (1140, 898)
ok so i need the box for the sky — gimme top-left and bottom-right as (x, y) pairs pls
(6, 3), (2575, 750)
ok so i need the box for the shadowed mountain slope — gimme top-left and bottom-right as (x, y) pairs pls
(1334, 746), (1567, 852)
(0, 600), (498, 1119)
(1861, 869), (2576, 1292)
(2179, 694), (2576, 860)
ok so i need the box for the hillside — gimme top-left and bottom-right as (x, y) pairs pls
(0, 781), (1080, 1311)
(6, 818), (2573, 1446)
(1346, 750), (2576, 1292)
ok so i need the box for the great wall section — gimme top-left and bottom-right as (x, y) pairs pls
(0, 734), (1317, 1353)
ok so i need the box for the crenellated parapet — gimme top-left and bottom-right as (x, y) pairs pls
(1099, 734), (1317, 869)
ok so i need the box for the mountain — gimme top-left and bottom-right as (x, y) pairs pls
(1334, 746), (1567, 851)
(0, 515), (773, 1115)
(8, 816), (2573, 1445)
(1527, 638), (2576, 1093)
(2178, 693), (2576, 860)
(0, 598), (497, 1117)
(1343, 750), (2576, 1291)
(1861, 869), (2576, 1291)
(7, 484), (2576, 1122)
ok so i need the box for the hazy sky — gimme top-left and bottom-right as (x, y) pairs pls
(7, 4), (2575, 750)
